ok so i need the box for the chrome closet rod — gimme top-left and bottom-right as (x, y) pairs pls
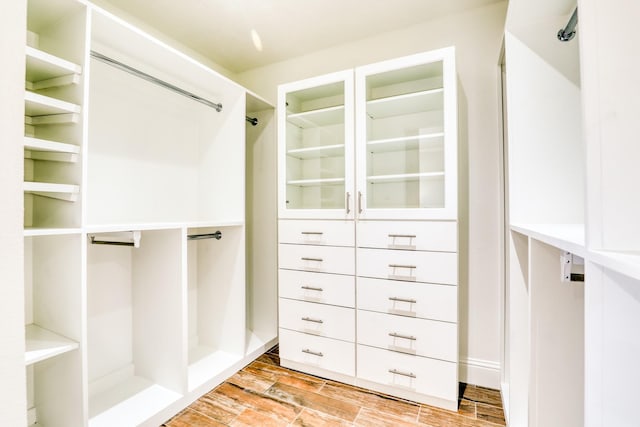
(246, 116), (258, 126)
(557, 7), (578, 41)
(187, 231), (222, 240)
(90, 50), (223, 112)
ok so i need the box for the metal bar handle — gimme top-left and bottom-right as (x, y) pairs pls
(302, 348), (323, 357)
(302, 257), (323, 262)
(388, 234), (417, 239)
(389, 332), (417, 341)
(301, 317), (324, 324)
(346, 192), (351, 214)
(388, 368), (416, 378)
(389, 264), (417, 269)
(389, 296), (417, 304)
(301, 285), (323, 291)
(301, 231), (323, 235)
(358, 191), (363, 214)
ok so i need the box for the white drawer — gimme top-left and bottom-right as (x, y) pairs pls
(279, 298), (355, 342)
(357, 248), (457, 285)
(357, 277), (457, 322)
(357, 345), (457, 402)
(357, 221), (457, 252)
(279, 220), (354, 247)
(279, 244), (354, 275)
(279, 269), (355, 308)
(279, 328), (355, 377)
(357, 310), (457, 362)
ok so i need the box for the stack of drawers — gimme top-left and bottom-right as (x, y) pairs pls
(355, 221), (459, 404)
(278, 220), (356, 379)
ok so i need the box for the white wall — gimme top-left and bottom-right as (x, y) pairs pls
(0, 0), (27, 424)
(238, 2), (508, 387)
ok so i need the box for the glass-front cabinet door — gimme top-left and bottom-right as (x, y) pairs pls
(355, 48), (457, 220)
(278, 70), (354, 219)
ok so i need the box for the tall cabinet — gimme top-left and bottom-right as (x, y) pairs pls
(20, 0), (278, 426)
(277, 47), (459, 410)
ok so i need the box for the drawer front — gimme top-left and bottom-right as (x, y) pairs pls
(357, 248), (457, 285)
(279, 328), (355, 376)
(357, 310), (457, 362)
(279, 269), (355, 308)
(279, 220), (354, 247)
(357, 345), (457, 402)
(280, 244), (354, 275)
(357, 221), (457, 252)
(280, 298), (355, 342)
(357, 277), (457, 322)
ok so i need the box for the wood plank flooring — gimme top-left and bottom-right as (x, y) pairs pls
(163, 347), (506, 426)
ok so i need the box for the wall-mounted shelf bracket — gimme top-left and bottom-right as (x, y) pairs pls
(561, 251), (585, 282)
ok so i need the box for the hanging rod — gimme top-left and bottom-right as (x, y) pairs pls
(246, 116), (258, 126)
(557, 7), (578, 42)
(187, 231), (222, 240)
(89, 231), (142, 248)
(90, 50), (223, 112)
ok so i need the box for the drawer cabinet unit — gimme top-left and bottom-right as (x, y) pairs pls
(278, 47), (458, 410)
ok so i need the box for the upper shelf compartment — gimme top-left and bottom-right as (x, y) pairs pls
(367, 88), (443, 119)
(287, 105), (345, 128)
(26, 45), (82, 90)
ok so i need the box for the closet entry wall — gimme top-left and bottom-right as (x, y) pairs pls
(21, 0), (277, 426)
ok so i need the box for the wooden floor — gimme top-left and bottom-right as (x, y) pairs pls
(163, 346), (506, 426)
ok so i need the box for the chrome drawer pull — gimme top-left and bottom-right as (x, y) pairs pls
(302, 257), (323, 262)
(388, 296), (417, 304)
(388, 234), (417, 239)
(346, 192), (351, 214)
(389, 368), (416, 378)
(389, 332), (417, 341)
(301, 231), (323, 235)
(302, 348), (323, 357)
(301, 316), (324, 324)
(301, 285), (323, 292)
(389, 264), (416, 269)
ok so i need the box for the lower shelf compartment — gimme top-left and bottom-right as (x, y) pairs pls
(188, 347), (243, 392)
(89, 375), (182, 427)
(24, 181), (80, 202)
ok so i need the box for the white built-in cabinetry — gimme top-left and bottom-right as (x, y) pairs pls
(277, 48), (459, 410)
(21, 0), (277, 425)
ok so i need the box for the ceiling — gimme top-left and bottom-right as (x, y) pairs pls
(98, 0), (505, 73)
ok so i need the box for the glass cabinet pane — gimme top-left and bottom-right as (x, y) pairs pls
(364, 61), (445, 210)
(285, 81), (346, 210)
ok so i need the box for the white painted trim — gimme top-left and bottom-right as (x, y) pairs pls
(459, 357), (501, 389)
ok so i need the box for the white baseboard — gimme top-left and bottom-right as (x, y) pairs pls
(459, 357), (501, 389)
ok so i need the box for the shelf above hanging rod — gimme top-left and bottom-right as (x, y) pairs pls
(246, 116), (258, 126)
(90, 50), (223, 112)
(89, 231), (142, 248)
(187, 231), (222, 240)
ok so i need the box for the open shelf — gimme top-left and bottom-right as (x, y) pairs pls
(287, 105), (345, 128)
(510, 223), (585, 257)
(367, 133), (444, 154)
(367, 172), (444, 184)
(24, 136), (80, 154)
(89, 376), (181, 427)
(24, 181), (79, 202)
(367, 88), (443, 119)
(26, 46), (81, 90)
(287, 144), (344, 159)
(287, 177), (345, 187)
(25, 91), (81, 117)
(25, 324), (78, 366)
(188, 349), (242, 392)
(588, 250), (640, 282)
(24, 227), (82, 237)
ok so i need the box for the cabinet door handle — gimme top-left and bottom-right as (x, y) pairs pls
(346, 192), (351, 214)
(388, 234), (417, 239)
(301, 231), (323, 235)
(358, 191), (363, 214)
(302, 348), (323, 357)
(388, 368), (416, 378)
(301, 316), (324, 324)
(301, 285), (323, 292)
(389, 332), (417, 341)
(301, 257), (323, 262)
(388, 296), (417, 304)
(389, 264), (416, 269)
